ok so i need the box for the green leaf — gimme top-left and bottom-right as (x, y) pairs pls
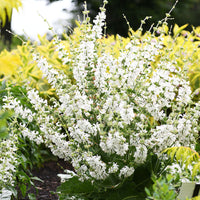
(20, 184), (27, 197)
(57, 175), (146, 200)
(173, 24), (188, 37)
(0, 111), (10, 120)
(0, 111), (12, 139)
(31, 176), (44, 182)
(192, 162), (200, 178)
(28, 193), (37, 200)
(57, 176), (96, 196)
(0, 127), (8, 138)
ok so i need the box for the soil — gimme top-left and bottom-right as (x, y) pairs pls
(19, 159), (74, 200)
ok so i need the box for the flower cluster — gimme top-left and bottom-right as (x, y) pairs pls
(3, 1), (200, 189)
(0, 133), (18, 191)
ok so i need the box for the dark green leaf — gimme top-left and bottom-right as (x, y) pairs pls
(57, 176), (95, 195)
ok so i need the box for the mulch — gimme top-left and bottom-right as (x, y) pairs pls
(18, 159), (74, 200)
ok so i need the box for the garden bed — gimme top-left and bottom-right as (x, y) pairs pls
(18, 159), (73, 200)
(2, 1), (200, 200)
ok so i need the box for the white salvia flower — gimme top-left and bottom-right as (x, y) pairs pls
(176, 116), (196, 146)
(92, 8), (106, 39)
(33, 54), (69, 94)
(94, 54), (113, 93)
(100, 131), (129, 156)
(54, 38), (71, 65)
(0, 188), (13, 199)
(20, 123), (43, 145)
(58, 169), (77, 183)
(118, 104), (136, 125)
(0, 134), (19, 188)
(108, 163), (119, 174)
(72, 42), (95, 90)
(84, 155), (108, 180)
(134, 145), (148, 164)
(4, 2), (200, 185)
(3, 96), (35, 122)
(149, 125), (177, 154)
(165, 162), (199, 182)
(176, 83), (192, 105)
(27, 89), (47, 112)
(69, 126), (91, 145)
(74, 91), (93, 111)
(166, 163), (182, 175)
(119, 166), (135, 179)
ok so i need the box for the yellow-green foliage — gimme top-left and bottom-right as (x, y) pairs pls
(129, 24), (200, 97)
(190, 197), (200, 200)
(0, 24), (130, 96)
(164, 146), (200, 179)
(1, 23), (200, 98)
(162, 24), (200, 94)
(0, 49), (21, 76)
(0, 0), (22, 26)
(130, 24), (200, 97)
(0, 35), (70, 96)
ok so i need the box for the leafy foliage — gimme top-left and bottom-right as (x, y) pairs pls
(0, 81), (11, 139)
(145, 174), (177, 200)
(57, 175), (146, 200)
(0, 110), (12, 139)
(164, 147), (200, 179)
(0, 36), (65, 96)
(0, 0), (22, 27)
(0, 49), (21, 77)
(161, 24), (200, 97)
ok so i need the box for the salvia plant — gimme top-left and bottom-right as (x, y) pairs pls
(0, 82), (49, 199)
(2, 0), (200, 199)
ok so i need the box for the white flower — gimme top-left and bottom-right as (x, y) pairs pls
(108, 163), (119, 174)
(20, 124), (43, 145)
(149, 125), (177, 153)
(4, 1), (200, 186)
(119, 166), (135, 178)
(92, 10), (106, 39)
(100, 131), (129, 156)
(0, 133), (19, 188)
(134, 145), (148, 164)
(85, 155), (108, 180)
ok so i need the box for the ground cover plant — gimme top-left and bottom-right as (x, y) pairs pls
(2, 0), (200, 199)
